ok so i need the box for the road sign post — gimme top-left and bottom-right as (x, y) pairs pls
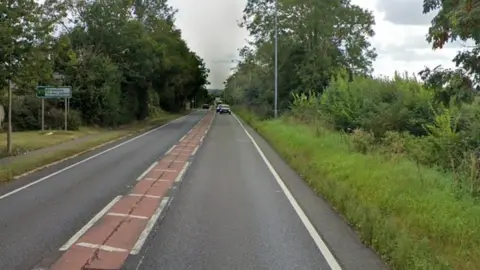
(36, 86), (72, 131)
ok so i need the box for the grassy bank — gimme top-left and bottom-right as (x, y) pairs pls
(0, 112), (183, 183)
(236, 109), (480, 270)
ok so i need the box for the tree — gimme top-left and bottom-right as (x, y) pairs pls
(226, 0), (376, 114)
(1, 0), (209, 153)
(423, 0), (480, 83)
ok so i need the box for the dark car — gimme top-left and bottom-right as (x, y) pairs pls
(202, 104), (209, 109)
(218, 104), (231, 114)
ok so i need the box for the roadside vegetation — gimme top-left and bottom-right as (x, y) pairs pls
(227, 0), (480, 269)
(0, 0), (210, 171)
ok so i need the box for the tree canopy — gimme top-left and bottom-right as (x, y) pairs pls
(225, 0), (377, 114)
(0, 0), (209, 131)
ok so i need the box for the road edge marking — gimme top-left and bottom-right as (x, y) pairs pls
(0, 113), (196, 201)
(130, 197), (170, 255)
(59, 196), (122, 251)
(232, 114), (343, 270)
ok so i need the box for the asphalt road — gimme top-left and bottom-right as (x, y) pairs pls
(0, 111), (206, 270)
(123, 114), (386, 270)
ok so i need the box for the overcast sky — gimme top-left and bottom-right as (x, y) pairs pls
(169, 0), (467, 89)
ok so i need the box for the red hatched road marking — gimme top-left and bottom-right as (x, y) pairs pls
(52, 111), (215, 270)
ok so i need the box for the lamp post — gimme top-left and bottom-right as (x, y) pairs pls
(274, 0), (278, 118)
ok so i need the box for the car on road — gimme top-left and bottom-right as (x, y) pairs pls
(218, 104), (231, 114)
(202, 104), (209, 109)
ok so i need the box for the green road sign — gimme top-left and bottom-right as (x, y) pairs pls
(36, 86), (72, 98)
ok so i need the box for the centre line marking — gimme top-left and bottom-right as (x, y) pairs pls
(153, 169), (177, 172)
(164, 145), (176, 155)
(174, 162), (190, 183)
(136, 162), (158, 181)
(161, 160), (184, 163)
(59, 196), (122, 251)
(76, 242), (128, 252)
(107, 212), (149, 219)
(131, 197), (170, 254)
(168, 153), (190, 156)
(129, 194), (162, 199)
(191, 145), (199, 156)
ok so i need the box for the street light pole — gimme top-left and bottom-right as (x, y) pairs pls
(274, 0), (278, 118)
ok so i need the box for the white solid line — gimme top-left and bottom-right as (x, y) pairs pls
(130, 197), (169, 254)
(0, 113), (193, 201)
(129, 194), (162, 199)
(59, 196), (122, 251)
(107, 212), (149, 219)
(136, 161), (158, 181)
(232, 114), (343, 270)
(191, 145), (199, 156)
(179, 135), (186, 141)
(76, 242), (128, 252)
(164, 145), (176, 155)
(174, 162), (189, 183)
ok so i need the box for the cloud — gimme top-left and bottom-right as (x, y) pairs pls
(376, 0), (436, 25)
(169, 0), (249, 89)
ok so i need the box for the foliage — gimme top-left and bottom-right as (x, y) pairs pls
(0, 0), (209, 131)
(225, 0), (376, 114)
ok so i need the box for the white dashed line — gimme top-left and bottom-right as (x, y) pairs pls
(153, 169), (177, 172)
(136, 162), (158, 181)
(174, 162), (190, 183)
(76, 242), (128, 252)
(164, 145), (176, 155)
(191, 146), (199, 156)
(107, 212), (149, 219)
(59, 196), (122, 251)
(130, 197), (170, 254)
(129, 194), (162, 199)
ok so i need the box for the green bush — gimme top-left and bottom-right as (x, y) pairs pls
(290, 71), (480, 184)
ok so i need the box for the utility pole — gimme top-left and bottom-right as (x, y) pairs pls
(274, 0), (278, 118)
(7, 78), (12, 153)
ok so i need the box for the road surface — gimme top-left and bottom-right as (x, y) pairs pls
(0, 110), (386, 270)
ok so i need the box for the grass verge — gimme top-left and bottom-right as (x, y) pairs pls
(0, 127), (102, 157)
(0, 112), (183, 183)
(236, 108), (480, 270)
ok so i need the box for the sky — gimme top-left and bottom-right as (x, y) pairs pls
(168, 0), (469, 89)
